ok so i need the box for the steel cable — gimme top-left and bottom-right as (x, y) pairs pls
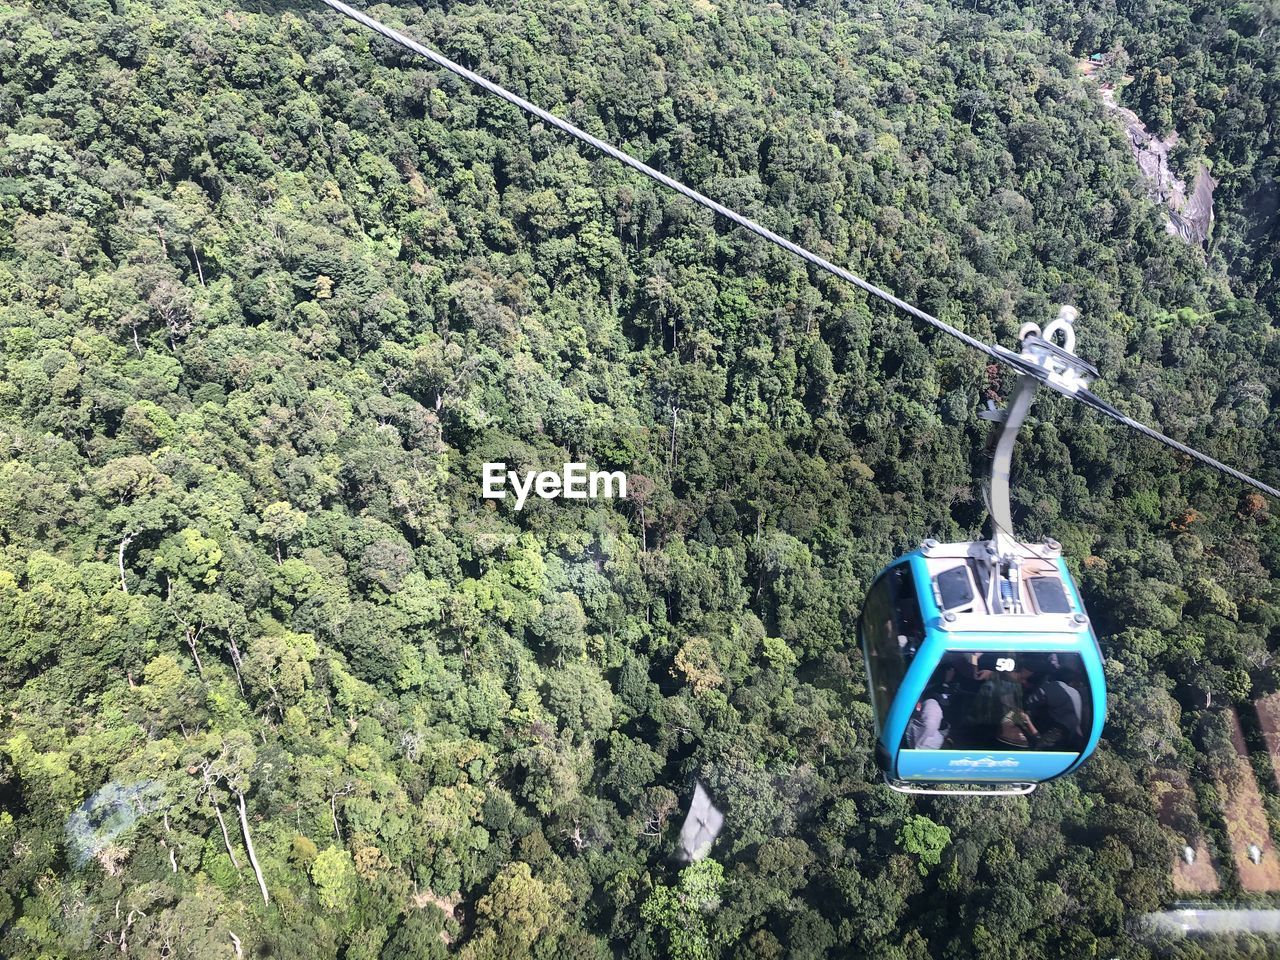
(316, 0), (1280, 501)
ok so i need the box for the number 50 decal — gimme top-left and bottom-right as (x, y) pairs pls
(995, 657), (1016, 672)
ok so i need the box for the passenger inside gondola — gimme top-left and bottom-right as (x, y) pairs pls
(903, 692), (947, 749)
(904, 651), (1092, 753)
(972, 656), (1037, 747)
(1022, 661), (1084, 750)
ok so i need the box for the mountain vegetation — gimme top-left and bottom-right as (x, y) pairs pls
(0, 0), (1278, 956)
(1036, 0), (1280, 317)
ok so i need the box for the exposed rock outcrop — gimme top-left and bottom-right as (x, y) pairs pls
(1097, 86), (1215, 245)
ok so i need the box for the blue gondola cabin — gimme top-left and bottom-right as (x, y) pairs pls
(860, 538), (1105, 794)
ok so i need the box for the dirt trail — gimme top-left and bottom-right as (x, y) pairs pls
(1217, 709), (1280, 891)
(1153, 777), (1220, 894)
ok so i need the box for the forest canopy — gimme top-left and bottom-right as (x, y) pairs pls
(0, 0), (1278, 957)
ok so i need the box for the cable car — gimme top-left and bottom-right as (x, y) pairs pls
(860, 308), (1106, 795)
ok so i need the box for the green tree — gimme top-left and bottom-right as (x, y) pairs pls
(897, 815), (952, 876)
(311, 845), (359, 912)
(641, 859), (738, 960)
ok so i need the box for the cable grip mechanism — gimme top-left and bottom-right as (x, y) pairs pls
(980, 307), (1096, 612)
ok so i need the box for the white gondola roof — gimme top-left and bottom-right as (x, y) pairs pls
(919, 540), (1090, 635)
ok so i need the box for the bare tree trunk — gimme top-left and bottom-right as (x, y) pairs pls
(212, 799), (241, 870)
(328, 783), (354, 840)
(167, 577), (207, 680)
(192, 246), (206, 287)
(229, 932), (243, 958)
(227, 637), (246, 696)
(237, 792), (270, 906)
(186, 628), (206, 680)
(668, 405), (679, 475)
(117, 534), (133, 594)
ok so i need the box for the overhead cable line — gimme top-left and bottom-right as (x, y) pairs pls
(315, 0), (1280, 501)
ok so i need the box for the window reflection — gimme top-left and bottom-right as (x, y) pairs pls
(862, 564), (925, 727)
(902, 652), (1091, 753)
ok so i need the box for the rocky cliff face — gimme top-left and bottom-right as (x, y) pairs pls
(1168, 167), (1218, 244)
(1099, 86), (1216, 245)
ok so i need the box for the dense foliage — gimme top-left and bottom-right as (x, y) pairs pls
(1035, 0), (1280, 316)
(0, 0), (1278, 956)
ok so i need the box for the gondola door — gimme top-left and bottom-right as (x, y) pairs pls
(860, 561), (926, 741)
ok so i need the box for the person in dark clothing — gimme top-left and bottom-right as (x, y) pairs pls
(1024, 670), (1084, 750)
(969, 656), (1037, 748)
